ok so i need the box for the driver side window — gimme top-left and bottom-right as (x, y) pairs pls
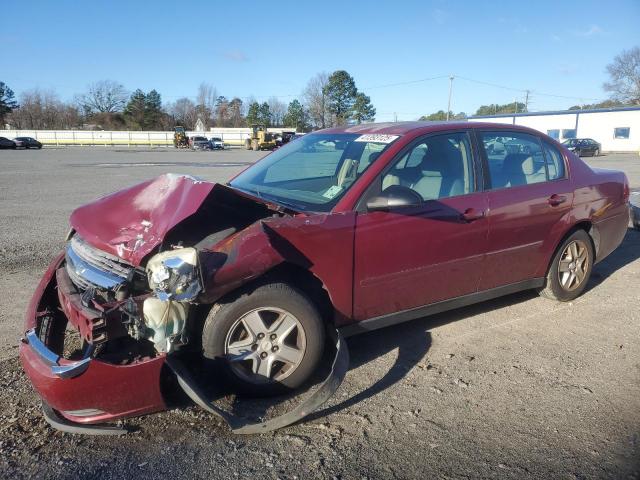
(382, 132), (475, 200)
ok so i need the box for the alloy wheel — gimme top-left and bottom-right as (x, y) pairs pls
(557, 240), (589, 291)
(224, 307), (306, 384)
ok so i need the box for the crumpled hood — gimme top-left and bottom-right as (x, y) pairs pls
(70, 174), (216, 266)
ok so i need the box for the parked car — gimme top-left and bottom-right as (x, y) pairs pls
(209, 137), (224, 150)
(0, 137), (17, 149)
(13, 137), (43, 149)
(190, 136), (212, 150)
(562, 138), (601, 157)
(631, 192), (640, 230)
(20, 122), (630, 429)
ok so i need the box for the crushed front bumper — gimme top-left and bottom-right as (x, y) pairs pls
(19, 253), (167, 425)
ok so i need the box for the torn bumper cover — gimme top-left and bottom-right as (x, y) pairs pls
(20, 253), (349, 434)
(19, 254), (167, 426)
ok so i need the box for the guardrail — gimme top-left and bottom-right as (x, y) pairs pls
(1, 128), (296, 147)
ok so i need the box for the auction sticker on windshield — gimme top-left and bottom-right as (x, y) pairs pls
(354, 134), (400, 144)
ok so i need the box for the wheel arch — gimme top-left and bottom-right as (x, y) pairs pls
(203, 261), (336, 326)
(540, 220), (596, 278)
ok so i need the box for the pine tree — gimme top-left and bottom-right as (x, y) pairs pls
(246, 102), (260, 126)
(123, 89), (146, 130)
(0, 82), (19, 125)
(144, 90), (163, 130)
(323, 70), (357, 125)
(352, 93), (376, 124)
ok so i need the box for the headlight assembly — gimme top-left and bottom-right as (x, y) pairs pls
(146, 247), (202, 301)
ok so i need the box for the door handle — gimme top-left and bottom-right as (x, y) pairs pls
(460, 208), (485, 222)
(548, 194), (567, 206)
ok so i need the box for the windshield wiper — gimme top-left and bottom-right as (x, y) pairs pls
(232, 186), (304, 212)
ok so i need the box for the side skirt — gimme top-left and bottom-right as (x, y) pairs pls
(340, 278), (545, 337)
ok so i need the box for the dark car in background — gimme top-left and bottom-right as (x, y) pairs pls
(14, 137), (43, 149)
(562, 138), (601, 157)
(190, 136), (212, 150)
(0, 137), (17, 149)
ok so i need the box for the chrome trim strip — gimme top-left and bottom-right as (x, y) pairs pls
(65, 244), (126, 290)
(24, 329), (93, 379)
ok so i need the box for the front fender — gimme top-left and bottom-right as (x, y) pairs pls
(198, 212), (357, 323)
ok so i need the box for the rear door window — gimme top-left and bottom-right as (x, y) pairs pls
(542, 142), (566, 180)
(479, 132), (548, 188)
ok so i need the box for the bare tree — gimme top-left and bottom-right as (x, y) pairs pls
(303, 72), (331, 129)
(77, 80), (128, 114)
(196, 82), (217, 127)
(169, 97), (198, 129)
(10, 89), (80, 129)
(603, 46), (640, 105)
(267, 97), (287, 127)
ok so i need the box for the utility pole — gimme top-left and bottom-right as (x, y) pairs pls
(524, 90), (530, 111)
(394, 112), (397, 122)
(446, 75), (454, 121)
(514, 97), (518, 114)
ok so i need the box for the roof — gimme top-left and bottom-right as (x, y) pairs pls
(318, 121), (536, 135)
(320, 121), (473, 135)
(470, 105), (640, 119)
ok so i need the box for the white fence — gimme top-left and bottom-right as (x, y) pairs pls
(0, 127), (297, 147)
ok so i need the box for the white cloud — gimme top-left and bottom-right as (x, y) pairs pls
(223, 50), (249, 62)
(572, 25), (604, 37)
(432, 8), (448, 25)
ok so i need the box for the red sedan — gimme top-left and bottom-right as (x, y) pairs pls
(20, 122), (630, 430)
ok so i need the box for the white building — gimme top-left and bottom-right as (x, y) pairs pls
(469, 106), (640, 153)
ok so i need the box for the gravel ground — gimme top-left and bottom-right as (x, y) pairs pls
(0, 147), (639, 479)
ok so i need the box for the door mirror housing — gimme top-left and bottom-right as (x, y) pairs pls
(366, 185), (423, 212)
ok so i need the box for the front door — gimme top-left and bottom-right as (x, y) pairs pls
(353, 131), (489, 320)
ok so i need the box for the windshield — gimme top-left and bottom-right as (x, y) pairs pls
(562, 139), (577, 146)
(229, 133), (398, 211)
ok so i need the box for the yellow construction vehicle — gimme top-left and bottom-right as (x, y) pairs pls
(244, 124), (277, 151)
(173, 126), (189, 148)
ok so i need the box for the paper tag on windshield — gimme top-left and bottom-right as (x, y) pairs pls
(322, 185), (343, 199)
(354, 134), (399, 144)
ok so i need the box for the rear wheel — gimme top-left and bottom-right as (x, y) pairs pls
(202, 282), (325, 396)
(593, 148), (600, 157)
(244, 138), (251, 150)
(539, 230), (594, 301)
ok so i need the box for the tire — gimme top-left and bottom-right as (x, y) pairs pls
(575, 149), (581, 157)
(244, 139), (251, 150)
(539, 229), (594, 302)
(594, 148), (600, 157)
(202, 282), (325, 397)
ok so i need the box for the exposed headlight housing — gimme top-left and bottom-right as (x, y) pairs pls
(146, 247), (202, 301)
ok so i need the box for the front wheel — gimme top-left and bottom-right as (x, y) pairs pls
(593, 148), (600, 157)
(202, 282), (325, 396)
(539, 230), (594, 301)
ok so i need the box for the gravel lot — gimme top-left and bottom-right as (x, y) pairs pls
(0, 147), (639, 479)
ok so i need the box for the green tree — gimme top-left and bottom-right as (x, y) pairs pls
(0, 81), (19, 125)
(144, 90), (163, 130)
(259, 102), (272, 126)
(246, 102), (260, 126)
(323, 70), (357, 125)
(419, 110), (448, 121)
(475, 102), (527, 116)
(123, 89), (146, 129)
(283, 99), (308, 131)
(352, 93), (376, 124)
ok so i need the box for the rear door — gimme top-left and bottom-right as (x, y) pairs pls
(352, 130), (489, 320)
(477, 130), (574, 289)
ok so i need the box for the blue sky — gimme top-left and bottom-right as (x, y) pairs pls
(3, 0), (639, 121)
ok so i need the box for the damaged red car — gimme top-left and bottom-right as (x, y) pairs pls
(20, 122), (630, 432)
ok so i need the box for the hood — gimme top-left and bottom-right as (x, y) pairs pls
(70, 174), (215, 265)
(70, 174), (295, 266)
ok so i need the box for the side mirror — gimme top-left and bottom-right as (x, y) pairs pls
(366, 185), (422, 212)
